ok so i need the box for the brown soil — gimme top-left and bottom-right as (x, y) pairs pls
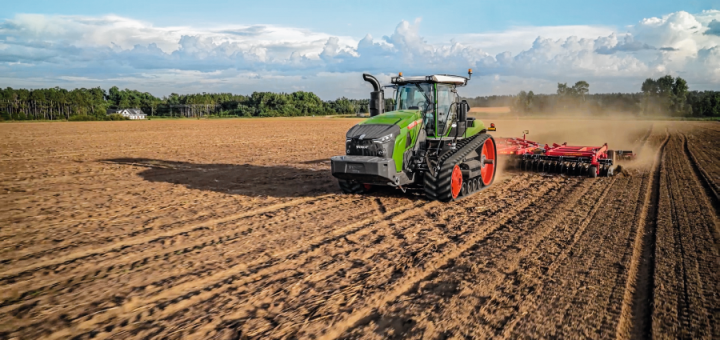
(469, 107), (511, 114)
(0, 118), (717, 339)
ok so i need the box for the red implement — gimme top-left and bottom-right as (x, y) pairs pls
(489, 126), (631, 177)
(495, 133), (542, 156)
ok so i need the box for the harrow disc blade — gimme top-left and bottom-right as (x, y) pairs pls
(514, 159), (523, 170)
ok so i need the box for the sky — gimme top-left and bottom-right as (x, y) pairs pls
(0, 0), (719, 99)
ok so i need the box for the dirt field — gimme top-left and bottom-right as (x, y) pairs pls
(469, 107), (511, 114)
(0, 118), (718, 339)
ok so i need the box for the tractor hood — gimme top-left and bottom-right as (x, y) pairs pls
(357, 110), (420, 129)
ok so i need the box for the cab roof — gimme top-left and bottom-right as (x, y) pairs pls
(390, 74), (469, 86)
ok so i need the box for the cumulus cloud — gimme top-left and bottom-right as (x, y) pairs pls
(706, 20), (720, 36)
(0, 10), (718, 97)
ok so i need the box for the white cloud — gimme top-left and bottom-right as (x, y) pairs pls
(0, 11), (718, 98)
(445, 25), (617, 55)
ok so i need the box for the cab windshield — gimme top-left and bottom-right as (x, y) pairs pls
(395, 83), (433, 111)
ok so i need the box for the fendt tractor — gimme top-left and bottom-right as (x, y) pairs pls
(330, 70), (497, 202)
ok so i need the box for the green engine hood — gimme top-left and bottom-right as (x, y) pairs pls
(359, 110), (421, 129)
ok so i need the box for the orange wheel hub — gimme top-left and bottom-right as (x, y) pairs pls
(451, 164), (463, 199)
(481, 138), (496, 186)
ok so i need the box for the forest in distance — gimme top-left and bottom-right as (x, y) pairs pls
(1, 75), (719, 121)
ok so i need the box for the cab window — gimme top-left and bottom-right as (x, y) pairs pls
(436, 84), (456, 135)
(396, 84), (433, 111)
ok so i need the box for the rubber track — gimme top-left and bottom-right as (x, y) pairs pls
(424, 133), (488, 201)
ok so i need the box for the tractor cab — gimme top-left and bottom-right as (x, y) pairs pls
(390, 73), (472, 138)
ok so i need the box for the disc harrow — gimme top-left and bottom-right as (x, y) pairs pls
(494, 132), (634, 178)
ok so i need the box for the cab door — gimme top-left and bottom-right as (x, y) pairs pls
(435, 84), (456, 137)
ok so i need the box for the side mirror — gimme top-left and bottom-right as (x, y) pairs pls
(458, 100), (469, 122)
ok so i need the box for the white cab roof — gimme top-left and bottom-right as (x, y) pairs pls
(391, 74), (468, 85)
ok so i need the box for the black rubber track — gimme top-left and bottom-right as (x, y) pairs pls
(423, 134), (495, 202)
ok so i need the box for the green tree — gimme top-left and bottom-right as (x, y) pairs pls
(572, 81), (589, 101)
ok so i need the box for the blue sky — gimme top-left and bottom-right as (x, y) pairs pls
(0, 1), (718, 98)
(3, 0), (714, 36)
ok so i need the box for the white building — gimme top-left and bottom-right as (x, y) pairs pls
(107, 109), (147, 120)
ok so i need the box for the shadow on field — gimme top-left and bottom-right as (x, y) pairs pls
(102, 158), (340, 198)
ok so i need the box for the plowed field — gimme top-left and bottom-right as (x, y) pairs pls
(0, 118), (718, 339)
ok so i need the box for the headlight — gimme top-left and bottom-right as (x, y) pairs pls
(373, 134), (393, 143)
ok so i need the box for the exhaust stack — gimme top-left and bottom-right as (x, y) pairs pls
(363, 73), (384, 117)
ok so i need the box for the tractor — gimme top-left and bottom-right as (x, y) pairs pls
(330, 70), (496, 202)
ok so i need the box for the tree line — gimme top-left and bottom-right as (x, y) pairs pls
(505, 75), (719, 117)
(2, 76), (718, 121)
(0, 86), (382, 121)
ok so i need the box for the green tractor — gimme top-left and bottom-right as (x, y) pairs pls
(331, 70), (497, 202)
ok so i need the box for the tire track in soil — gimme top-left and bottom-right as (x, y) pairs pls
(0, 192), (353, 271)
(40, 200), (438, 340)
(493, 177), (638, 338)
(476, 129), (668, 339)
(615, 129), (669, 340)
(0, 196), (381, 308)
(682, 132), (720, 246)
(0, 169), (337, 249)
(29, 175), (538, 340)
(486, 177), (618, 339)
(651, 132), (719, 339)
(314, 176), (572, 340)
(4, 191), (439, 339)
(0, 194), (337, 280)
(683, 126), (720, 219)
(340, 175), (612, 339)
(139, 175), (554, 340)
